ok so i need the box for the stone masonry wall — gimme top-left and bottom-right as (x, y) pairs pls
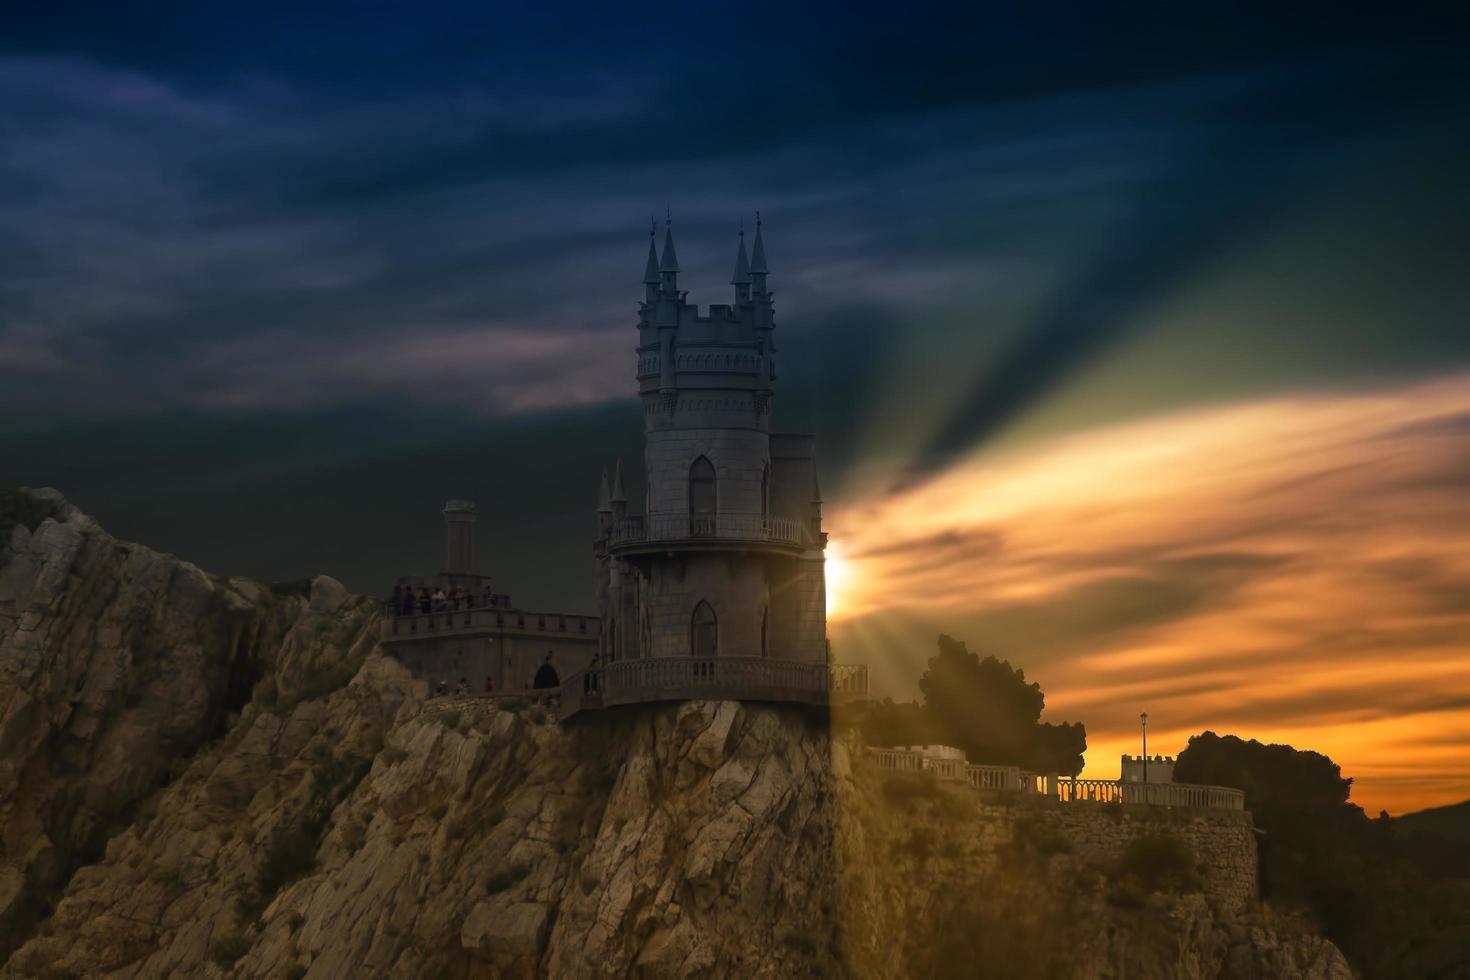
(643, 427), (768, 517)
(643, 553), (769, 659)
(1026, 801), (1257, 913)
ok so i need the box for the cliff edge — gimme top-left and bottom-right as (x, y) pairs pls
(0, 490), (1349, 978)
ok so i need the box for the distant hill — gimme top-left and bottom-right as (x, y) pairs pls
(1396, 799), (1470, 844)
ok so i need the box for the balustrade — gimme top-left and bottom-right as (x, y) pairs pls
(557, 657), (867, 716)
(608, 513), (807, 547)
(868, 748), (1245, 812)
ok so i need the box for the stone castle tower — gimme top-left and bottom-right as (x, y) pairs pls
(578, 217), (834, 710)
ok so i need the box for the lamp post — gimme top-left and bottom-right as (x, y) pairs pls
(1140, 712), (1149, 783)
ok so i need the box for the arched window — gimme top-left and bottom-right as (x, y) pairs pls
(689, 456), (716, 536)
(691, 601), (718, 658)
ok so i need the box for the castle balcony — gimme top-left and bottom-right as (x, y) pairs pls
(383, 603), (598, 643)
(557, 657), (868, 720)
(606, 513), (812, 555)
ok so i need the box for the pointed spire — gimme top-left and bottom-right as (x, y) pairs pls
(659, 217), (680, 273)
(750, 211), (769, 274)
(731, 230), (751, 285)
(611, 458), (627, 502)
(642, 217), (660, 285)
(597, 466), (612, 513)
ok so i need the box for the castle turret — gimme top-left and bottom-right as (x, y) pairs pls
(731, 230), (752, 304)
(610, 457), (628, 520)
(642, 220), (661, 305)
(588, 216), (831, 707)
(749, 213), (769, 298)
(658, 219), (679, 297)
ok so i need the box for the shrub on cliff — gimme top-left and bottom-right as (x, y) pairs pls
(919, 634), (1087, 776)
(1117, 833), (1200, 893)
(1177, 731), (1470, 978)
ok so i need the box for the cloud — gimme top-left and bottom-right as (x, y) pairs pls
(185, 323), (631, 413)
(11, 49), (1463, 424)
(828, 373), (1470, 813)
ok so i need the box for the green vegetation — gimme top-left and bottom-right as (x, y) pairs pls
(841, 634), (1087, 775)
(242, 752), (371, 922)
(485, 864), (528, 894)
(1116, 833), (1199, 893)
(1011, 817), (1074, 857)
(918, 892), (1071, 980)
(208, 931), (251, 966)
(292, 662), (355, 706)
(897, 826), (937, 861)
(1177, 732), (1470, 978)
(1396, 799), (1470, 845)
(879, 771), (948, 809)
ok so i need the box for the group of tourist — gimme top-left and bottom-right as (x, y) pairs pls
(389, 583), (499, 617)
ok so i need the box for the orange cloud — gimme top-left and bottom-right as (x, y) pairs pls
(827, 373), (1470, 814)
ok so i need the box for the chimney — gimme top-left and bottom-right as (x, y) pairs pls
(442, 500), (477, 576)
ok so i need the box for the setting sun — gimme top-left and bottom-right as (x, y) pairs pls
(825, 540), (857, 621)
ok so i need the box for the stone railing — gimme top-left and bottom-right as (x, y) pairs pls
(1054, 778), (1126, 804)
(867, 748), (1245, 812)
(559, 657), (868, 719)
(828, 663), (869, 696)
(384, 607), (598, 641)
(608, 513), (807, 548)
(1121, 781), (1244, 810)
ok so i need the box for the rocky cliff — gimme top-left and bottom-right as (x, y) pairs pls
(0, 489), (1350, 979)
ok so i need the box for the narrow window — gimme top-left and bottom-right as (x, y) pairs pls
(641, 609), (652, 658)
(689, 456), (716, 536)
(691, 601), (718, 658)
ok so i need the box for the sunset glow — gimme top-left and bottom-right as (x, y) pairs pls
(824, 541), (856, 621)
(827, 373), (1470, 814)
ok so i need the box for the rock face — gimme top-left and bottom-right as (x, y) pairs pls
(0, 489), (1351, 979)
(0, 488), (379, 955)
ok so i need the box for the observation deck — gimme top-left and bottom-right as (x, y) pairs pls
(558, 657), (869, 720)
(605, 513), (815, 556)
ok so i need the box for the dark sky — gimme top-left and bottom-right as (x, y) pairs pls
(3, 2), (1467, 614)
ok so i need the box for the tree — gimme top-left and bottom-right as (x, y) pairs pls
(918, 634), (1086, 775)
(1176, 731), (1470, 978)
(848, 698), (935, 748)
(1174, 731), (1353, 818)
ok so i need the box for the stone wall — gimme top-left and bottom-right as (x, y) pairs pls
(641, 552), (770, 659)
(846, 756), (1257, 915)
(1016, 799), (1257, 913)
(390, 629), (597, 693)
(643, 427), (769, 517)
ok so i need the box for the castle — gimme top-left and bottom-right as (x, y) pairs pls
(384, 218), (867, 713)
